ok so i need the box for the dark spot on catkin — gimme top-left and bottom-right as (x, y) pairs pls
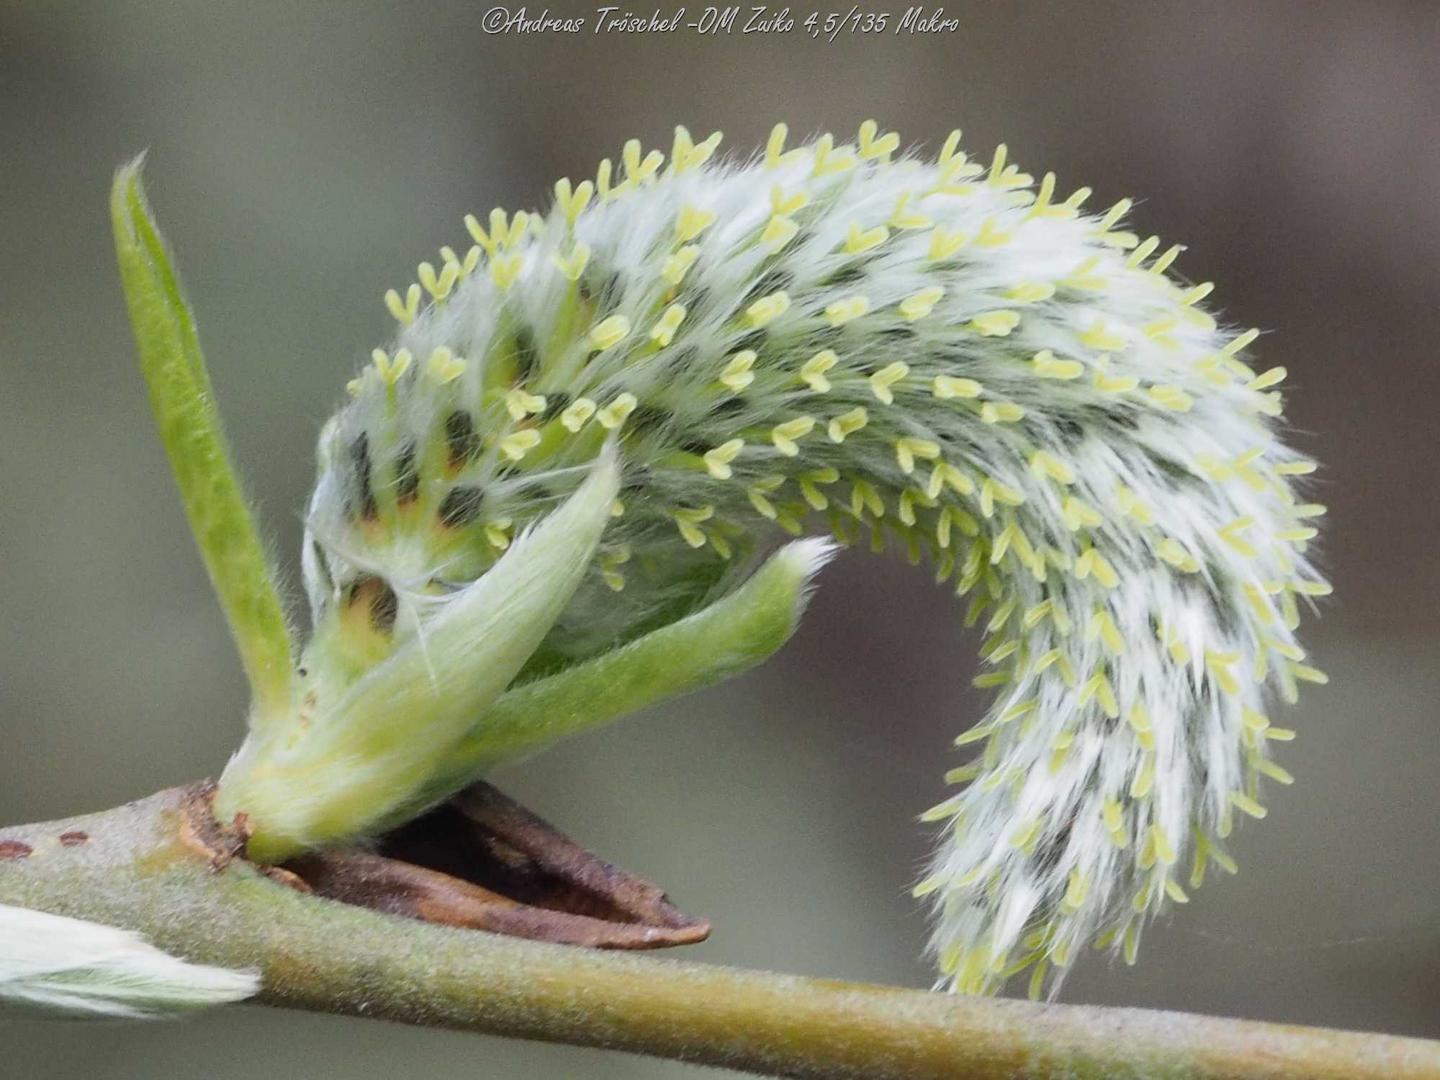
(445, 411), (480, 469)
(439, 486), (484, 527)
(347, 576), (398, 634)
(349, 434), (378, 521)
(513, 326), (539, 381)
(540, 391), (571, 422)
(394, 443), (420, 504)
(0, 840), (32, 859)
(59, 831), (89, 847)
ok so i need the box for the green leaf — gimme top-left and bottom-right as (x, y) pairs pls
(110, 158), (295, 720)
(380, 537), (836, 826)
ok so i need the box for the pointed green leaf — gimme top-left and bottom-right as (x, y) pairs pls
(110, 159), (295, 719)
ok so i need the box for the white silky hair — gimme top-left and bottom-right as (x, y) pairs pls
(298, 123), (1326, 995)
(0, 903), (258, 1020)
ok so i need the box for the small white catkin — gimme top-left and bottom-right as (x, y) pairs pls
(0, 903), (259, 1020)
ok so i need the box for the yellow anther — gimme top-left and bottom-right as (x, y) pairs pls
(460, 245), (482, 275)
(1006, 281), (1056, 303)
(1148, 384), (1195, 412)
(649, 303), (687, 347)
(1029, 450), (1075, 485)
(499, 429), (540, 461)
(900, 286), (945, 321)
(418, 259), (459, 301)
(669, 125), (722, 174)
(702, 439), (744, 480)
(828, 406), (868, 443)
(761, 215), (799, 249)
(1145, 319), (1182, 352)
(1087, 608), (1123, 653)
(895, 437), (941, 475)
(549, 243), (591, 282)
(504, 387), (547, 421)
(560, 397), (597, 433)
(1030, 350), (1083, 380)
(1229, 791), (1267, 819)
(1248, 366), (1287, 390)
(1156, 537), (1200, 572)
(800, 349), (838, 392)
(980, 401), (1026, 424)
(850, 479), (885, 518)
(771, 415), (816, 456)
(661, 244), (701, 285)
(1252, 756), (1295, 785)
(1221, 328), (1260, 356)
(1061, 496), (1102, 531)
(968, 310), (1020, 337)
(1275, 459), (1317, 476)
(746, 290), (791, 328)
(1180, 281), (1215, 307)
(553, 177), (595, 226)
(927, 226), (967, 261)
(720, 350), (757, 392)
(597, 392), (638, 429)
(888, 192), (933, 230)
(770, 185), (809, 216)
(1125, 235), (1161, 269)
(675, 203), (716, 243)
(765, 123), (804, 168)
(1062, 255), (1106, 291)
(869, 361), (909, 404)
(845, 221), (889, 255)
(425, 347), (466, 384)
(588, 314), (631, 352)
(1061, 870), (1090, 914)
(1009, 816), (1043, 852)
(1150, 243), (1184, 275)
(747, 486), (777, 519)
(825, 295), (870, 326)
(1074, 548), (1119, 589)
(1219, 517), (1258, 558)
(489, 253), (523, 291)
(622, 138), (664, 185)
(857, 119), (900, 161)
(927, 461), (974, 497)
(484, 517), (513, 550)
(979, 477), (1025, 518)
(1080, 319), (1126, 351)
(933, 375), (982, 399)
(811, 132), (857, 177)
(1091, 358), (1138, 393)
(384, 283), (421, 326)
(371, 348), (413, 386)
(1079, 670), (1120, 718)
(975, 218), (1013, 247)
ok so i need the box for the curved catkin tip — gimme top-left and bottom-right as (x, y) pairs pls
(273, 122), (1326, 993)
(0, 903), (259, 1019)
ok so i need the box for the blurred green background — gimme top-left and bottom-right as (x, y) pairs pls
(2, 1), (1437, 1075)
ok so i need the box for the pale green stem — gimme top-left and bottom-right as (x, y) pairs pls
(1, 786), (1436, 1080)
(110, 161), (296, 721)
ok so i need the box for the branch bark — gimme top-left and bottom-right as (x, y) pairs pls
(2, 784), (1436, 1080)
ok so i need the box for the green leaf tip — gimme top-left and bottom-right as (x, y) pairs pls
(110, 159), (296, 719)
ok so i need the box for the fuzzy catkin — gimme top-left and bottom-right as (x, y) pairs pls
(304, 123), (1327, 996)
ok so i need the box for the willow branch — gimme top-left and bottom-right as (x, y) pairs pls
(0, 785), (1435, 1080)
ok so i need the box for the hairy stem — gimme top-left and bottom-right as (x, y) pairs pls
(1, 786), (1435, 1079)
